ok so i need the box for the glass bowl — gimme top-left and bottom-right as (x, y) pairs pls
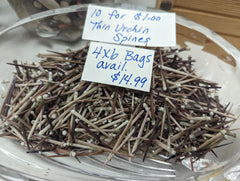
(7, 0), (113, 41)
(0, 2), (240, 181)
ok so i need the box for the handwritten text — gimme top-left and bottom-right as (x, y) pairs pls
(83, 5), (176, 47)
(81, 42), (154, 92)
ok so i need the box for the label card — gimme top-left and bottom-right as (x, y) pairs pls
(83, 4), (176, 47)
(81, 42), (154, 92)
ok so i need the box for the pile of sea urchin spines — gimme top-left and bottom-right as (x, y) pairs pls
(0, 46), (236, 164)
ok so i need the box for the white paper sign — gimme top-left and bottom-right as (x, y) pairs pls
(81, 42), (154, 92)
(83, 4), (176, 47)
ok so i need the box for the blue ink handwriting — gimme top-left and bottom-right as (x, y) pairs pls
(87, 7), (164, 45)
(113, 33), (151, 45)
(91, 8), (102, 17)
(92, 46), (118, 60)
(125, 50), (152, 68)
(96, 61), (127, 71)
(111, 71), (147, 88)
(134, 12), (161, 21)
(90, 20), (111, 31)
(115, 24), (149, 34)
(108, 9), (127, 20)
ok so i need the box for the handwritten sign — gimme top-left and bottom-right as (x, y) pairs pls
(81, 42), (154, 92)
(83, 4), (176, 47)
